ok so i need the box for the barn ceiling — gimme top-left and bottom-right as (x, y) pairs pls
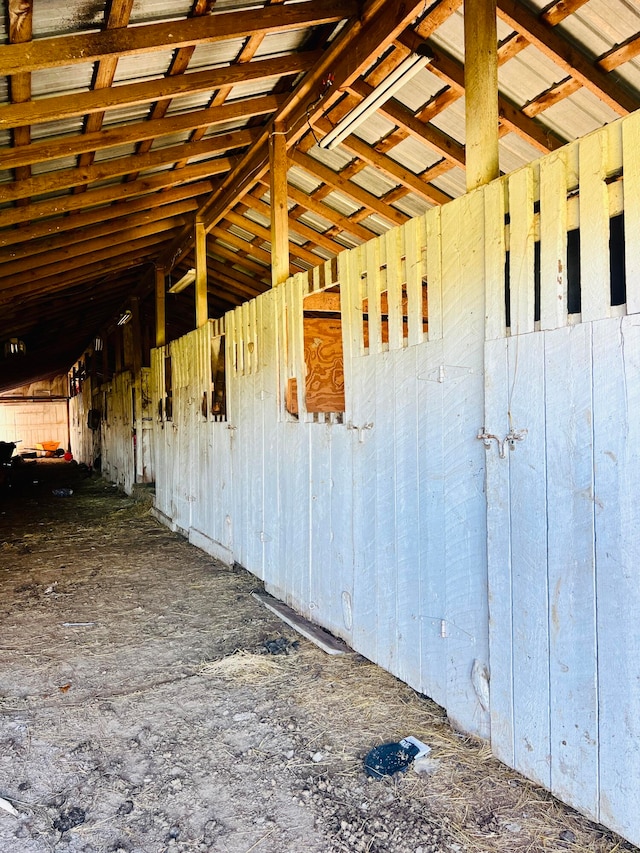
(0, 0), (639, 391)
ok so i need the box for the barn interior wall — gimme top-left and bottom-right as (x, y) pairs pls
(70, 110), (640, 847)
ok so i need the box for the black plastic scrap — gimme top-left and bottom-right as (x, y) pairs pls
(363, 736), (430, 779)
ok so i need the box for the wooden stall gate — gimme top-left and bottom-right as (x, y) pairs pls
(483, 113), (640, 842)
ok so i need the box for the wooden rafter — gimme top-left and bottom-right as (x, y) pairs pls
(0, 0), (355, 75)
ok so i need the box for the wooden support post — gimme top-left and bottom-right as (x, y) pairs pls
(130, 296), (142, 377)
(269, 120), (290, 287)
(195, 219), (208, 328)
(102, 332), (109, 381)
(155, 265), (166, 347)
(464, 0), (499, 191)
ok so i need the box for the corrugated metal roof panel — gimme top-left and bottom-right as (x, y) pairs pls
(351, 165), (398, 197)
(101, 104), (156, 126)
(539, 89), (621, 141)
(92, 143), (138, 163)
(392, 193), (431, 218)
(358, 214), (390, 235)
(386, 136), (444, 173)
(113, 52), (175, 84)
(32, 64), (94, 98)
(498, 132), (547, 174)
(322, 191), (362, 217)
(254, 30), (316, 57)
(31, 156), (78, 176)
(188, 39), (249, 70)
(430, 98), (466, 144)
(31, 118), (85, 140)
(288, 165), (322, 194)
(32, 2), (104, 38)
(430, 166), (466, 198)
(498, 45), (568, 107)
(129, 0), (194, 24)
(165, 92), (216, 115)
(227, 78), (281, 100)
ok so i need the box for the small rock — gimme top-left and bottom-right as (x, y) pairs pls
(311, 752), (325, 763)
(503, 822), (522, 833)
(559, 830), (577, 843)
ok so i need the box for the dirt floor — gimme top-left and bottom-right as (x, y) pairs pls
(0, 461), (637, 853)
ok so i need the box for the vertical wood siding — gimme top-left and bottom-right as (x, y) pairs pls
(90, 111), (640, 846)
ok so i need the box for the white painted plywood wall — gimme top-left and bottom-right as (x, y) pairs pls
(95, 109), (640, 846)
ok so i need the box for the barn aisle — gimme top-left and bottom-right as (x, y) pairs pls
(0, 464), (635, 853)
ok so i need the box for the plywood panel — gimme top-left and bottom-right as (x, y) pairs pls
(302, 316), (345, 413)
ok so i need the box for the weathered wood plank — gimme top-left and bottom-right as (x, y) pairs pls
(404, 216), (425, 347)
(592, 316), (640, 845)
(425, 206), (443, 342)
(483, 180), (507, 340)
(484, 336), (514, 767)
(545, 323), (598, 819)
(579, 131), (610, 322)
(622, 110), (640, 315)
(539, 150), (568, 330)
(384, 227), (404, 351)
(507, 333), (551, 788)
(508, 166), (536, 334)
(441, 190), (490, 738)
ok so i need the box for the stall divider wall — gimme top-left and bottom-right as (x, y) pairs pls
(76, 110), (640, 847)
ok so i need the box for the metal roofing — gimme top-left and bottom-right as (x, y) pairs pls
(0, 0), (639, 390)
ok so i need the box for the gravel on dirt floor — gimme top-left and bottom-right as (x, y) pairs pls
(0, 461), (637, 853)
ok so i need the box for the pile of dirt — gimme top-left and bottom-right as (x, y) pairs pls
(0, 462), (636, 852)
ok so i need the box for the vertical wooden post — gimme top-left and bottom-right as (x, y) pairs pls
(464, 0), (499, 191)
(195, 219), (209, 328)
(102, 332), (109, 381)
(269, 120), (290, 287)
(155, 265), (166, 348)
(130, 296), (142, 377)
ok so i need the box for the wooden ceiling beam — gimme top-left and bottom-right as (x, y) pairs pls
(290, 149), (409, 228)
(197, 0), (432, 235)
(241, 195), (343, 255)
(599, 34), (640, 72)
(0, 95), (285, 172)
(207, 258), (270, 298)
(542, 0), (590, 26)
(8, 0), (33, 202)
(398, 32), (567, 152)
(0, 183), (206, 249)
(0, 53), (317, 132)
(0, 131), (250, 204)
(0, 161), (217, 230)
(348, 78), (467, 167)
(0, 239), (164, 300)
(207, 243), (272, 282)
(282, 183), (377, 244)
(226, 210), (325, 267)
(312, 118), (453, 206)
(73, 0), (136, 193)
(496, 0), (639, 115)
(0, 200), (196, 265)
(0, 0), (354, 75)
(0, 216), (186, 280)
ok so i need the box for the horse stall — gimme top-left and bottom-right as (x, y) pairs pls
(71, 110), (640, 847)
